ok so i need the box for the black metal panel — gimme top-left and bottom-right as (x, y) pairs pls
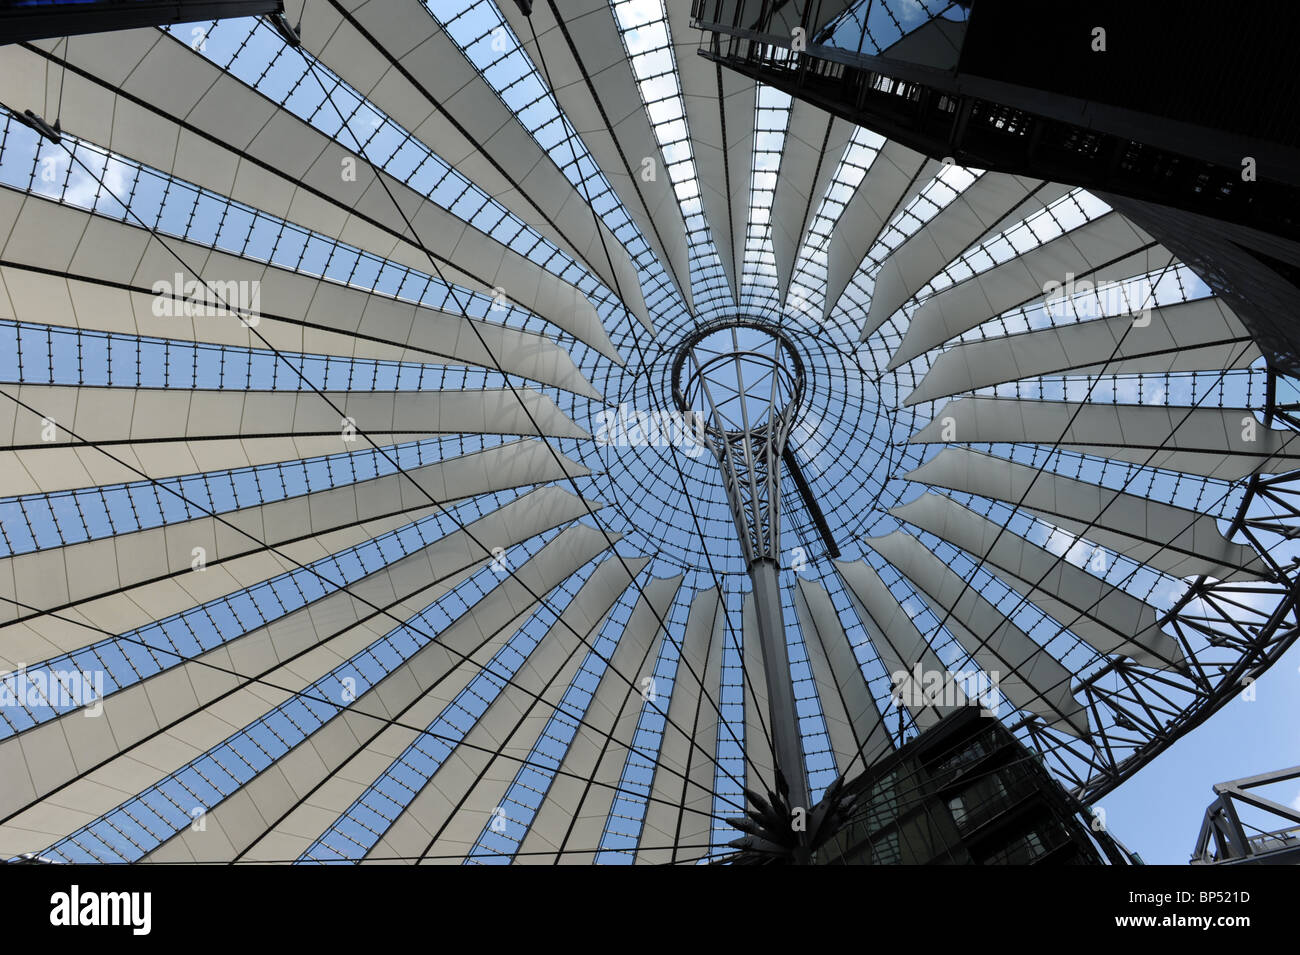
(0, 0), (284, 44)
(695, 33), (1300, 241)
(1102, 193), (1300, 377)
(782, 445), (840, 560)
(960, 1), (1300, 151)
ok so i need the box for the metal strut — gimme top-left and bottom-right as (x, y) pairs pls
(678, 323), (814, 843)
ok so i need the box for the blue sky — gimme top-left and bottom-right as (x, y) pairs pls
(1103, 636), (1300, 864)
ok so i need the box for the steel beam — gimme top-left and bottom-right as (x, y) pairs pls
(750, 556), (812, 818)
(0, 1), (284, 44)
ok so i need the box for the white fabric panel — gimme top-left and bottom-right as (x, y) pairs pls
(0, 433), (424, 499)
(793, 578), (894, 776)
(724, 77), (758, 302)
(834, 558), (963, 729)
(0, 487), (596, 854)
(905, 297), (1258, 405)
(907, 447), (1266, 580)
(891, 493), (1186, 670)
(0, 203), (599, 432)
(12, 483), (591, 716)
(230, 494), (618, 863)
(0, 139), (619, 364)
(0, 439), (586, 626)
(867, 531), (1092, 737)
(864, 174), (1072, 339)
(826, 141), (933, 321)
(281, 1), (647, 327)
(638, 586), (724, 864)
(913, 397), (1300, 480)
(771, 101), (853, 300)
(0, 509), (431, 669)
(878, 14), (969, 66)
(141, 523), (619, 863)
(501, 0), (693, 315)
(0, 382), (586, 451)
(359, 554), (647, 865)
(889, 213), (1164, 368)
(516, 575), (682, 865)
(666, 1), (749, 299)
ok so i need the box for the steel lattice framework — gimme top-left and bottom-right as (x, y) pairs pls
(0, 0), (1294, 865)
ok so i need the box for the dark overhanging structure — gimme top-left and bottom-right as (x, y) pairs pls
(691, 0), (1300, 376)
(1192, 765), (1300, 865)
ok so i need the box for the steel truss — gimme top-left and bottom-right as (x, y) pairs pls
(1020, 375), (1300, 803)
(674, 319), (814, 818)
(1192, 765), (1300, 864)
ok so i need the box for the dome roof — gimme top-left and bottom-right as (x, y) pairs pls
(0, 0), (1295, 864)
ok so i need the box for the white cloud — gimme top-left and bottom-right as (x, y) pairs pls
(613, 0), (662, 29)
